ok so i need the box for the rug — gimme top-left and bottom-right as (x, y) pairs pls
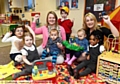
(13, 62), (106, 84)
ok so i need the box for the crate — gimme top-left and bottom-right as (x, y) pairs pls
(96, 51), (120, 84)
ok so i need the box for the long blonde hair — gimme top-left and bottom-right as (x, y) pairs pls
(83, 12), (101, 31)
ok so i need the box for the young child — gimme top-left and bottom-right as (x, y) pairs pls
(41, 29), (63, 65)
(2, 25), (35, 65)
(65, 29), (89, 65)
(12, 32), (40, 79)
(58, 6), (74, 41)
(68, 32), (105, 79)
(2, 25), (25, 65)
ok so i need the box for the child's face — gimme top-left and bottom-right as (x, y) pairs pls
(50, 31), (58, 40)
(15, 27), (24, 38)
(24, 36), (33, 47)
(77, 31), (86, 40)
(61, 11), (68, 19)
(89, 35), (99, 46)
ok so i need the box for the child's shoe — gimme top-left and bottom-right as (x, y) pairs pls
(67, 65), (74, 76)
(73, 69), (79, 79)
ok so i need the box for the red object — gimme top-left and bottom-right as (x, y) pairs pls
(35, 61), (43, 65)
(31, 13), (40, 16)
(46, 62), (53, 71)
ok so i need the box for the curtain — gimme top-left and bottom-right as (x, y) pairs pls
(0, 0), (5, 14)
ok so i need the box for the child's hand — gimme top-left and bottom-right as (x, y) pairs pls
(87, 55), (90, 60)
(82, 52), (86, 57)
(57, 42), (63, 49)
(47, 48), (50, 53)
(29, 62), (33, 65)
(33, 14), (39, 22)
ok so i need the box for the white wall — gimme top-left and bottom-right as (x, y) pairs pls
(32, 0), (84, 33)
(23, 0), (120, 33)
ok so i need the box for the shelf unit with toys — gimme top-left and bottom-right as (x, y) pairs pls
(96, 51), (120, 84)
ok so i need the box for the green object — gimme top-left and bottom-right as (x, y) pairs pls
(9, 25), (18, 31)
(62, 41), (84, 51)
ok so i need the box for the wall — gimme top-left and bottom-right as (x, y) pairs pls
(25, 0), (85, 34)
(17, 0), (120, 33)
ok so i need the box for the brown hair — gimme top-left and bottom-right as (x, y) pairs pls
(77, 28), (86, 35)
(22, 32), (34, 45)
(46, 11), (58, 28)
(50, 29), (59, 36)
(83, 12), (101, 31)
(12, 25), (30, 36)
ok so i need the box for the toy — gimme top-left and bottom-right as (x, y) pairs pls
(62, 40), (84, 51)
(69, 33), (76, 44)
(0, 61), (21, 79)
(32, 59), (56, 81)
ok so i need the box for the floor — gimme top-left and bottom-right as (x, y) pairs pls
(0, 35), (42, 65)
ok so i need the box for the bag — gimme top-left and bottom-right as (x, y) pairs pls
(104, 34), (120, 53)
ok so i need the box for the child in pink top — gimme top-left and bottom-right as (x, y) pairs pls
(31, 11), (66, 64)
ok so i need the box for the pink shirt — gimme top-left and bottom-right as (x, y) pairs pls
(31, 22), (66, 48)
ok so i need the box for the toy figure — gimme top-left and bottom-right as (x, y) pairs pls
(69, 33), (76, 44)
(32, 65), (38, 76)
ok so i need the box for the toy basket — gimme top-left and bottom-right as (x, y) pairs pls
(104, 34), (120, 53)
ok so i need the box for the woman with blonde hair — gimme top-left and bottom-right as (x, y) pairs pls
(77, 12), (119, 62)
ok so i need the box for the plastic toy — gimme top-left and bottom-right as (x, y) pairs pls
(0, 61), (21, 79)
(62, 40), (84, 51)
(32, 59), (56, 80)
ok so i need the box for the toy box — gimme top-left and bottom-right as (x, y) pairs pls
(96, 51), (120, 84)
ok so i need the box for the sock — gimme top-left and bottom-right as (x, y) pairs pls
(65, 54), (70, 62)
(68, 55), (76, 65)
(52, 52), (58, 64)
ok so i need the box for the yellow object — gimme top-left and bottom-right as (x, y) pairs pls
(61, 6), (69, 14)
(0, 61), (21, 79)
(32, 70), (56, 80)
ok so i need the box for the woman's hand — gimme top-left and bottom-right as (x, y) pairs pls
(33, 14), (40, 23)
(102, 15), (111, 24)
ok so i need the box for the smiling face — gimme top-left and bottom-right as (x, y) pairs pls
(15, 27), (24, 38)
(89, 35), (99, 46)
(46, 11), (58, 27)
(85, 16), (95, 29)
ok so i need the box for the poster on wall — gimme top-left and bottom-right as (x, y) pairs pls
(56, 0), (78, 9)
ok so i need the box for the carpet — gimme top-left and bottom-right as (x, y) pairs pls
(9, 62), (106, 84)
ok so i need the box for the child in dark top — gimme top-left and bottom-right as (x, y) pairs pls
(65, 29), (89, 65)
(68, 32), (105, 79)
(41, 29), (63, 64)
(12, 32), (39, 80)
(58, 6), (74, 41)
